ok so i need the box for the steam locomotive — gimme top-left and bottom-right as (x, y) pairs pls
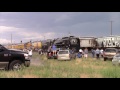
(41, 36), (80, 53)
(53, 36), (80, 52)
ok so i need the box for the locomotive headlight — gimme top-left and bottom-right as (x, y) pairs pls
(70, 38), (77, 44)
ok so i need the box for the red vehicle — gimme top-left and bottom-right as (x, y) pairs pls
(47, 51), (58, 59)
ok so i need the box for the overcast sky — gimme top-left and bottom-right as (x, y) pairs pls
(0, 12), (120, 44)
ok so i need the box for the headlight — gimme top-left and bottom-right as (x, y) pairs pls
(24, 54), (29, 59)
(24, 54), (28, 57)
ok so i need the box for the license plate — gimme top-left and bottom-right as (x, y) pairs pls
(61, 57), (65, 58)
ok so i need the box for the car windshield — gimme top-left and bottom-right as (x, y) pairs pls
(105, 49), (116, 52)
(58, 51), (69, 54)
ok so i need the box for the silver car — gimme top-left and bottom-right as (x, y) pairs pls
(103, 48), (117, 61)
(57, 50), (76, 60)
(112, 51), (120, 65)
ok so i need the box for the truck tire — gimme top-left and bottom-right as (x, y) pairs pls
(9, 60), (23, 71)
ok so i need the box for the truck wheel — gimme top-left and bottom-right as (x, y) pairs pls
(9, 60), (23, 71)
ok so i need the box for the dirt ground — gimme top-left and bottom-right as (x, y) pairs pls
(30, 57), (45, 66)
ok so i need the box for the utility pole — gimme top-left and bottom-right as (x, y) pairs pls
(110, 21), (113, 36)
(68, 31), (71, 36)
(44, 35), (45, 40)
(11, 33), (12, 49)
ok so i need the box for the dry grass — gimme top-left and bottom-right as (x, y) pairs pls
(75, 59), (82, 65)
(80, 74), (90, 78)
(0, 52), (120, 78)
(22, 74), (39, 78)
(6, 72), (19, 78)
(62, 73), (68, 77)
(90, 65), (107, 70)
(93, 73), (103, 78)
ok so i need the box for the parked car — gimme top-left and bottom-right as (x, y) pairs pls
(103, 48), (118, 61)
(112, 51), (120, 65)
(57, 49), (76, 60)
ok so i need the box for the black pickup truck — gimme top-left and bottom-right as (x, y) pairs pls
(0, 44), (31, 70)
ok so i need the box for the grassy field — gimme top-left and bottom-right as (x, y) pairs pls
(0, 52), (120, 78)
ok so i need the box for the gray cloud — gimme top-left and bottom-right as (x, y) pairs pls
(0, 12), (120, 44)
